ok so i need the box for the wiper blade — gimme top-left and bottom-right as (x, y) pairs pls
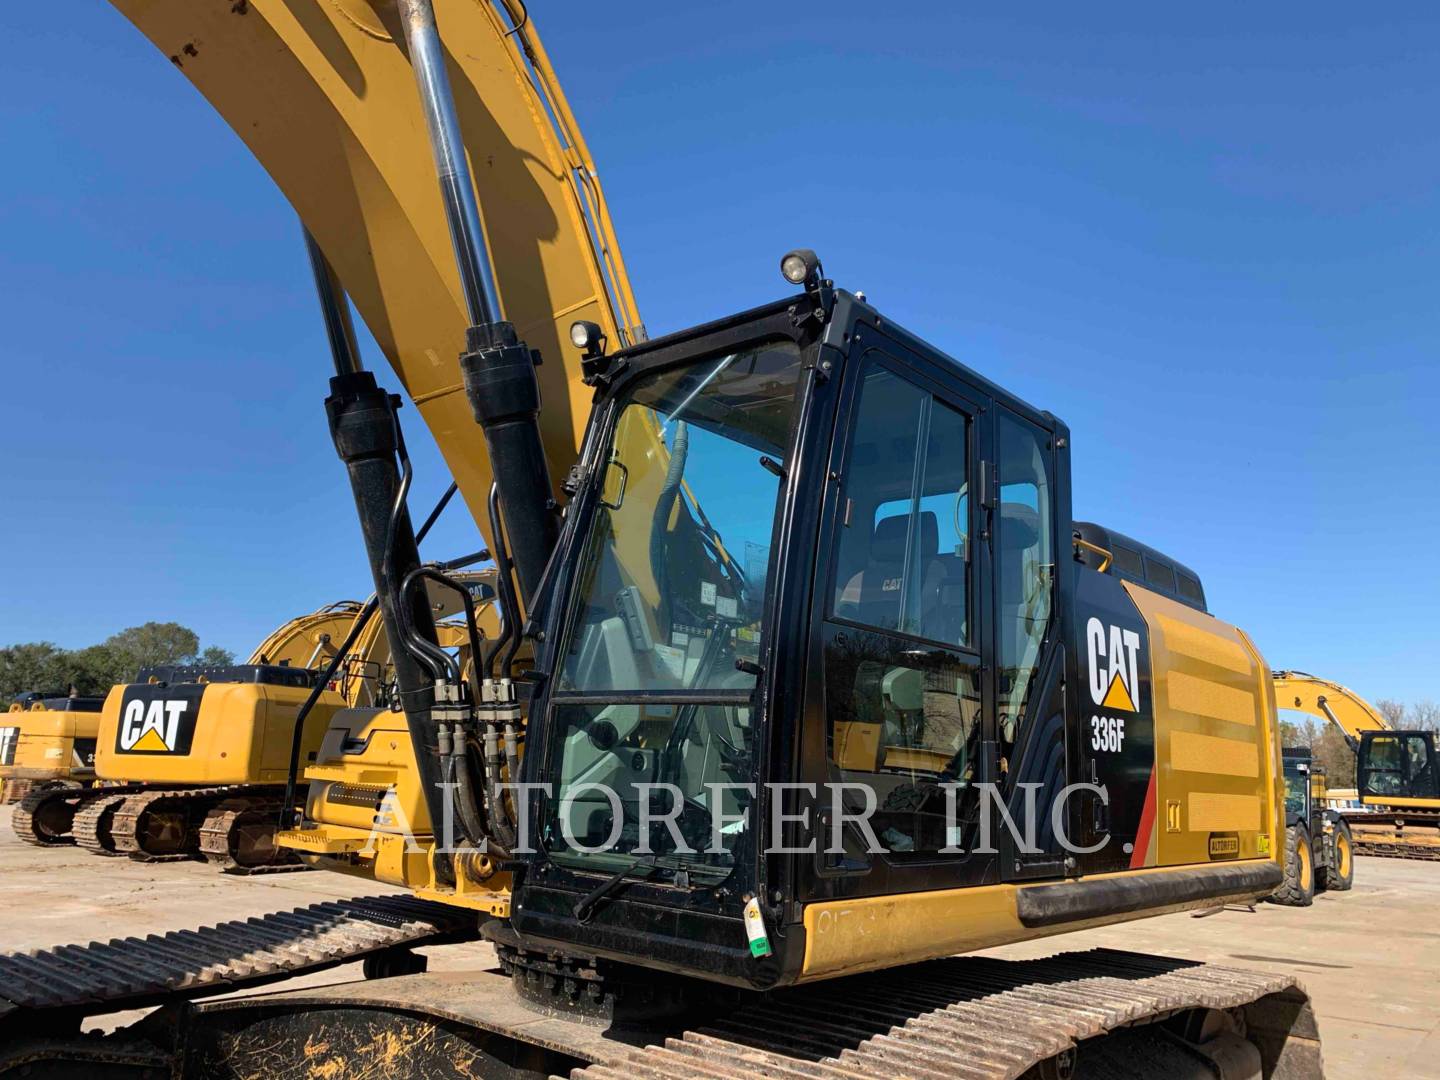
(572, 856), (658, 923)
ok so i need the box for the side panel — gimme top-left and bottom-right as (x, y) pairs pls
(1126, 584), (1283, 868)
(1070, 568), (1155, 873)
(98, 683), (343, 785)
(7, 708), (102, 779)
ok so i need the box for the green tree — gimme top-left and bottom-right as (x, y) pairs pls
(1312, 724), (1357, 791)
(0, 623), (234, 707)
(0, 642), (71, 704)
(103, 622), (201, 672)
(196, 645), (237, 666)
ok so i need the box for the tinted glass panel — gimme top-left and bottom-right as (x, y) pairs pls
(1177, 573), (1204, 604)
(996, 414), (1055, 748)
(832, 367), (971, 648)
(824, 626), (982, 854)
(544, 701), (751, 881)
(1405, 734), (1435, 794)
(1363, 735), (1404, 796)
(1282, 760), (1307, 818)
(560, 341), (802, 692)
(1113, 545), (1144, 577)
(1144, 556), (1177, 593)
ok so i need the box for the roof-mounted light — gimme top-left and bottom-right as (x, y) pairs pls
(780, 248), (822, 288)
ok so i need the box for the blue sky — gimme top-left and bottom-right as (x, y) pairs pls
(1, 3), (1436, 708)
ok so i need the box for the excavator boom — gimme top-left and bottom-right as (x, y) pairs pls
(1272, 669), (1391, 750)
(109, 0), (641, 552)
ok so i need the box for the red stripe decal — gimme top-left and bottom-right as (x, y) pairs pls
(1130, 765), (1158, 869)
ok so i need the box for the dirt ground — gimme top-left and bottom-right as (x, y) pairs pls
(2, 805), (1435, 1078)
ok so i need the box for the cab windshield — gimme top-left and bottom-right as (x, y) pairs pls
(546, 339), (803, 879)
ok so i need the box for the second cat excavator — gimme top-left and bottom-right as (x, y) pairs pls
(15, 582), (494, 870)
(1, 2), (1327, 1077)
(11, 602), (361, 865)
(1, 692), (104, 844)
(1274, 670), (1440, 860)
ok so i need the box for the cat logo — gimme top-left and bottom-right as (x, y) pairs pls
(1086, 617), (1141, 712)
(120, 699), (186, 752)
(881, 578), (902, 592)
(115, 686), (204, 755)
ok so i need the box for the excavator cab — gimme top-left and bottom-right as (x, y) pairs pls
(492, 268), (1284, 993)
(1358, 730), (1440, 802)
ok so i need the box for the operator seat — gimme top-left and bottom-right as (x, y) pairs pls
(837, 512), (944, 634)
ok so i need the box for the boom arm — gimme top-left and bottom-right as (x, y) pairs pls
(1272, 669), (1392, 750)
(246, 601), (366, 667)
(108, 0), (642, 552)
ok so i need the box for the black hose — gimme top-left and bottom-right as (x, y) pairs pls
(398, 564), (507, 851)
(381, 409), (413, 598)
(453, 735), (495, 850)
(279, 596), (379, 829)
(486, 483), (523, 679)
(401, 566), (487, 703)
(415, 481), (458, 546)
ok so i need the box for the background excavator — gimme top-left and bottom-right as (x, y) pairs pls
(0, 2), (1327, 1077)
(12, 580), (494, 870)
(0, 691), (104, 821)
(1273, 670), (1440, 860)
(11, 600), (360, 861)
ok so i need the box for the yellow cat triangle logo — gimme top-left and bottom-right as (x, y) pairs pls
(1101, 671), (1137, 712)
(130, 727), (171, 752)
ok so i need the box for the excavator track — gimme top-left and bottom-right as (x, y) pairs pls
(198, 796), (304, 874)
(72, 786), (151, 855)
(1345, 818), (1440, 860)
(0, 895), (477, 1028)
(110, 785), (246, 861)
(569, 949), (1319, 1080)
(1343, 809), (1440, 861)
(12, 784), (82, 847)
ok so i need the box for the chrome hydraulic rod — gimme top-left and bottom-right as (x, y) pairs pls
(397, 0), (504, 328)
(397, 0), (559, 603)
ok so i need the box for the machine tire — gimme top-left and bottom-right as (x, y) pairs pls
(1323, 819), (1355, 891)
(1271, 823), (1315, 907)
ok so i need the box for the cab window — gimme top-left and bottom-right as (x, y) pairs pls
(995, 413), (1055, 750)
(823, 362), (981, 858)
(831, 368), (971, 648)
(1363, 735), (1403, 796)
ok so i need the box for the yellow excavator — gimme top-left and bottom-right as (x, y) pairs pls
(13, 586), (493, 869)
(10, 602), (360, 861)
(1, 692), (104, 833)
(0, 3), (1326, 1077)
(1273, 670), (1440, 860)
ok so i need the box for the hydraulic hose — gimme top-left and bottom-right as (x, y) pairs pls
(279, 596), (378, 829)
(486, 483), (523, 679)
(414, 481), (458, 546)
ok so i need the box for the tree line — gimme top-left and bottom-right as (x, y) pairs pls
(0, 623), (235, 710)
(1280, 698), (1440, 790)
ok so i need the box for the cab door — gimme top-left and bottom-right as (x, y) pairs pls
(797, 328), (998, 901)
